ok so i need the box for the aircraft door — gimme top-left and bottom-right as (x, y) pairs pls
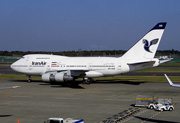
(46, 62), (51, 71)
(88, 63), (92, 70)
(26, 56), (33, 70)
(117, 63), (121, 70)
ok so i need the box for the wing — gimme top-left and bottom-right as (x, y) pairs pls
(164, 74), (180, 88)
(45, 69), (89, 77)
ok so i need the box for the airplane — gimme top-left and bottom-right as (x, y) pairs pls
(11, 22), (167, 83)
(164, 74), (180, 88)
(0, 86), (20, 90)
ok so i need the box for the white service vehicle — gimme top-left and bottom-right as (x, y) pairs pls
(45, 118), (84, 123)
(148, 97), (173, 110)
(156, 103), (174, 112)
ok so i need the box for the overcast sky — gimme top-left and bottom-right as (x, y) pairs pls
(0, 0), (180, 51)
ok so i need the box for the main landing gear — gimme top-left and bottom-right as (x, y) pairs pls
(27, 75), (31, 83)
(83, 78), (94, 84)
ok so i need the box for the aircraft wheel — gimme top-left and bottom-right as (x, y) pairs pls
(28, 79), (31, 83)
(27, 75), (31, 83)
(83, 78), (91, 84)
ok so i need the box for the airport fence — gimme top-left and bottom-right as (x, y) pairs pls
(0, 56), (19, 63)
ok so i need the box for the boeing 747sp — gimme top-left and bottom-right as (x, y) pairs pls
(11, 23), (167, 83)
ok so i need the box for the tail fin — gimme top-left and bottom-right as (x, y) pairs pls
(121, 22), (167, 62)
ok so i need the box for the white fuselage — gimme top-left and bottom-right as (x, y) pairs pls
(11, 54), (130, 77)
(11, 54), (158, 79)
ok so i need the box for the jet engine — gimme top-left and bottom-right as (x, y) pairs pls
(42, 72), (74, 82)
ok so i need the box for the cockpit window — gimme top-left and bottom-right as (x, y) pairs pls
(19, 57), (25, 60)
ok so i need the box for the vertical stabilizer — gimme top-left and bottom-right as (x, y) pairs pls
(122, 22), (167, 62)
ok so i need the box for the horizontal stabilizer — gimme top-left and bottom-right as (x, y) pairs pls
(159, 58), (173, 64)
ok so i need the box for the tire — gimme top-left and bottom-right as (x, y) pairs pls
(160, 108), (164, 112)
(150, 106), (154, 109)
(169, 107), (173, 111)
(28, 79), (31, 83)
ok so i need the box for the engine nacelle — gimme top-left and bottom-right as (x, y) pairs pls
(54, 72), (64, 82)
(42, 72), (74, 82)
(63, 74), (74, 81)
(42, 73), (52, 82)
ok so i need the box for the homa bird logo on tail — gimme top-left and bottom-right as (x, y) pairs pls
(143, 38), (159, 53)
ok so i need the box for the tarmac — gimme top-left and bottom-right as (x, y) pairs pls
(0, 79), (180, 123)
(0, 65), (180, 123)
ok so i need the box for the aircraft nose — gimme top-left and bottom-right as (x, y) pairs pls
(10, 61), (19, 72)
(10, 62), (16, 71)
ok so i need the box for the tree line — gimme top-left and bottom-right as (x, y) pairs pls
(0, 49), (180, 58)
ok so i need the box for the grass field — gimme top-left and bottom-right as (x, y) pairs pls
(0, 74), (41, 81)
(159, 62), (180, 66)
(135, 68), (180, 73)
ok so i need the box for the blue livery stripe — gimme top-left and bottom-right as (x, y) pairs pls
(150, 22), (167, 31)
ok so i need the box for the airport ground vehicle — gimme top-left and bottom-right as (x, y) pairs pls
(156, 103), (174, 112)
(135, 95), (154, 107)
(45, 118), (84, 123)
(148, 98), (174, 111)
(136, 95), (173, 109)
(148, 102), (158, 109)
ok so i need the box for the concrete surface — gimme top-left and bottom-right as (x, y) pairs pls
(0, 79), (180, 123)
